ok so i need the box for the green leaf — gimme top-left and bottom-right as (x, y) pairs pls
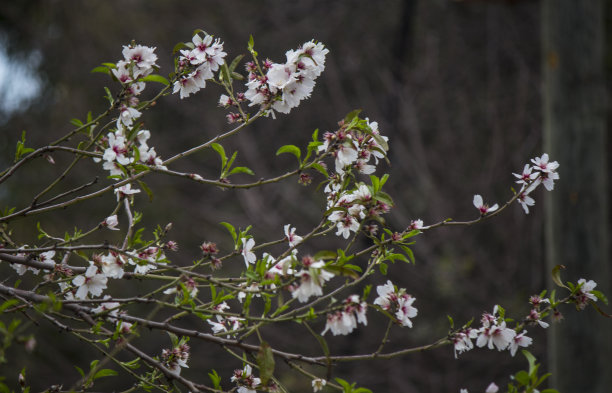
(256, 342), (275, 386)
(378, 262), (388, 275)
(276, 144), (301, 162)
(226, 151), (238, 172)
(137, 180), (154, 202)
(551, 265), (569, 289)
(0, 299), (19, 312)
(219, 222), (237, 244)
(522, 350), (537, 377)
(231, 71), (244, 80)
(93, 368), (118, 380)
(70, 118), (84, 127)
(313, 250), (337, 260)
(211, 143), (227, 169)
(74, 366), (85, 378)
(400, 246), (416, 264)
(514, 370), (530, 386)
(219, 63), (231, 83)
(120, 358), (141, 370)
(247, 35), (257, 56)
(103, 87), (114, 105)
(229, 54), (245, 73)
(335, 378), (352, 392)
(208, 369), (222, 389)
(91, 65), (111, 74)
(172, 42), (191, 55)
(374, 191), (394, 206)
(591, 289), (609, 305)
(309, 162), (328, 177)
(140, 74), (170, 86)
(229, 166), (254, 176)
(344, 109), (362, 124)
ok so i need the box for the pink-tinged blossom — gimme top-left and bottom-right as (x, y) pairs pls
(321, 295), (368, 336)
(451, 328), (478, 358)
(103, 133), (132, 166)
(241, 238), (256, 267)
(485, 382), (499, 393)
(531, 153), (560, 191)
(292, 261), (334, 303)
(531, 153), (560, 174)
(513, 164), (538, 186)
(373, 280), (396, 310)
(527, 309), (549, 328)
(328, 210), (360, 239)
(219, 94), (233, 107)
(334, 142), (359, 173)
(509, 330), (532, 356)
(473, 194), (499, 215)
(103, 215), (120, 230)
(408, 219), (424, 230)
(117, 104), (142, 128)
(284, 224), (303, 247)
(72, 264), (108, 299)
(100, 252), (125, 279)
(476, 321), (516, 351)
(92, 296), (121, 317)
(576, 278), (598, 309)
(39, 250), (56, 264)
(312, 378), (326, 392)
(517, 191), (536, 214)
(114, 184), (141, 201)
(231, 364), (261, 393)
(122, 44), (158, 70)
(164, 277), (199, 298)
(396, 294), (418, 327)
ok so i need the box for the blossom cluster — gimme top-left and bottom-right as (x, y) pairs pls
(512, 153), (560, 214)
(113, 44), (157, 128)
(373, 280), (418, 328)
(451, 305), (533, 359)
(174, 32), (226, 99)
(320, 118), (391, 238)
(10, 240), (170, 302)
(244, 40), (328, 115)
(322, 294), (368, 336)
(206, 301), (245, 336)
(161, 341), (190, 375)
(237, 227), (335, 305)
(93, 43), (167, 180)
(231, 364), (261, 393)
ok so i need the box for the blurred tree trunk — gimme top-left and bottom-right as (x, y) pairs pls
(542, 1), (611, 392)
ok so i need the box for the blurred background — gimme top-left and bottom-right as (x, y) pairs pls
(0, 1), (609, 392)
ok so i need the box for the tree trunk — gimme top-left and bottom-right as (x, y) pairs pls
(542, 1), (611, 392)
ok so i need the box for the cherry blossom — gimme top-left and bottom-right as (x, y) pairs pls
(72, 264), (108, 299)
(473, 194), (499, 215)
(312, 378), (326, 392)
(102, 215), (120, 230)
(114, 184), (141, 201)
(100, 252), (125, 279)
(241, 238), (256, 267)
(292, 261), (334, 303)
(284, 224), (303, 247)
(509, 330), (532, 356)
(575, 278), (598, 309)
(122, 44), (158, 70)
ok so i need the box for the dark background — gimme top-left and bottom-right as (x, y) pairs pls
(0, 1), (609, 392)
